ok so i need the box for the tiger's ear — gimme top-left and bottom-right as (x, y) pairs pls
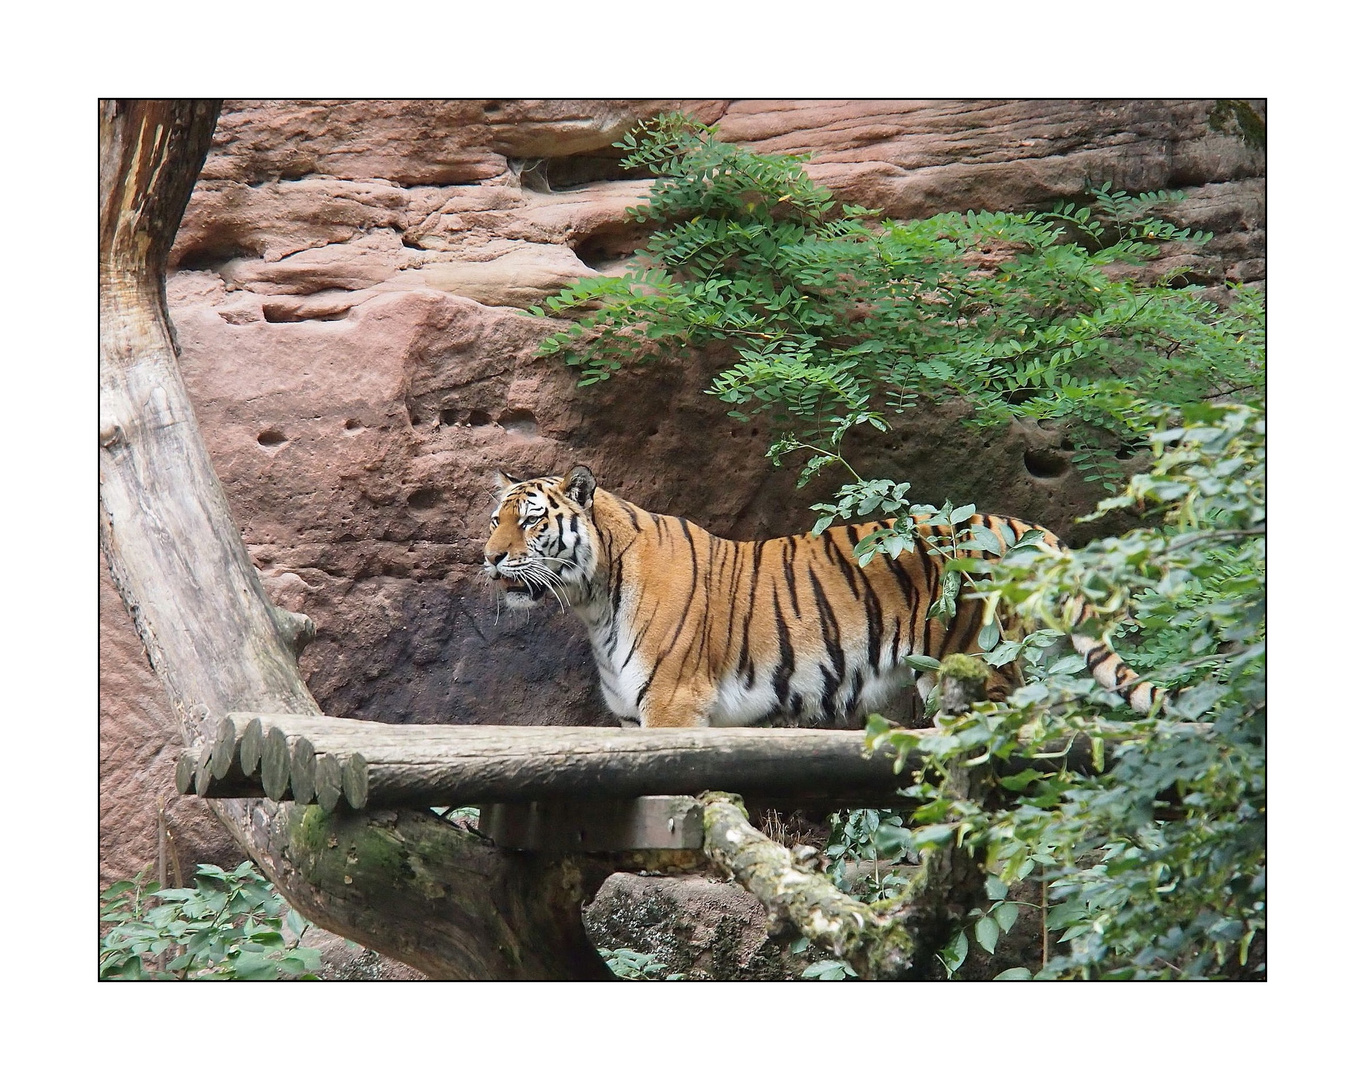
(494, 470), (522, 494)
(563, 464), (596, 509)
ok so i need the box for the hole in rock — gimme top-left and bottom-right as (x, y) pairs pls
(569, 222), (650, 271)
(468, 410), (494, 427)
(407, 487), (443, 510)
(174, 241), (254, 272)
(257, 429), (287, 448)
(1023, 448), (1069, 479)
(440, 408), (460, 427)
(544, 152), (652, 191)
(261, 303), (350, 324)
(344, 419), (363, 432)
(498, 409), (538, 437)
(278, 159), (314, 181)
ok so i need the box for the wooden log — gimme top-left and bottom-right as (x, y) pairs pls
(176, 747), (200, 796)
(193, 744), (215, 798)
(226, 717), (909, 807)
(314, 753), (344, 814)
(341, 752), (368, 811)
(210, 713), (1200, 813)
(289, 735), (317, 806)
(239, 716), (265, 775)
(210, 714), (249, 781)
(259, 725), (292, 802)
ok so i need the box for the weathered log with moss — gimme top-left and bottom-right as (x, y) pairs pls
(701, 791), (919, 978)
(888, 654), (991, 969)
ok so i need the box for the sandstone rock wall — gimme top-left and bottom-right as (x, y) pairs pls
(101, 99), (1265, 885)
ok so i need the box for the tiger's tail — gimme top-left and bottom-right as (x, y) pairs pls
(1064, 598), (1170, 714)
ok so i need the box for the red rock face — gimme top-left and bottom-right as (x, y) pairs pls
(100, 99), (1265, 883)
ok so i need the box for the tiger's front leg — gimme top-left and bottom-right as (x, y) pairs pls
(637, 686), (714, 728)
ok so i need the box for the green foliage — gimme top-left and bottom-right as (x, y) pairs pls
(868, 403), (1265, 979)
(800, 957), (859, 980)
(1208, 100), (1267, 151)
(535, 112), (1264, 494)
(824, 808), (912, 901)
(100, 862), (323, 980)
(597, 946), (682, 980)
(534, 113), (1265, 980)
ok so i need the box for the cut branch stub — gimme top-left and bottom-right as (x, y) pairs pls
(936, 653), (990, 717)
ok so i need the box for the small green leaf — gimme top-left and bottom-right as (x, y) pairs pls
(940, 930), (969, 974)
(975, 914), (1000, 955)
(802, 958), (854, 980)
(994, 967), (1033, 980)
(970, 524), (1003, 555)
(998, 769), (1045, 791)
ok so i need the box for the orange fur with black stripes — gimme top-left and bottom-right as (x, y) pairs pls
(484, 465), (1163, 729)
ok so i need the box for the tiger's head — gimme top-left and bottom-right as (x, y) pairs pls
(484, 464), (599, 610)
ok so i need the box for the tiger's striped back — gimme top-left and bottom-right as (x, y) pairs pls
(484, 465), (1164, 728)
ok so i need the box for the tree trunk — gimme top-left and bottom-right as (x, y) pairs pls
(97, 99), (612, 979)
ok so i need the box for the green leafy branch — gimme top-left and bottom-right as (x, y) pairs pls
(100, 862), (323, 980)
(861, 402), (1265, 979)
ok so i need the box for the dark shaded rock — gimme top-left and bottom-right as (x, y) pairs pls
(584, 872), (815, 980)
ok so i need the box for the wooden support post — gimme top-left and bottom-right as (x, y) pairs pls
(481, 796), (706, 852)
(892, 654), (992, 975)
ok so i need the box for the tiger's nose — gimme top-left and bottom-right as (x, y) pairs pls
(488, 551), (507, 567)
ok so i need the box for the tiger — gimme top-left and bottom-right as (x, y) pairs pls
(483, 464), (1165, 729)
